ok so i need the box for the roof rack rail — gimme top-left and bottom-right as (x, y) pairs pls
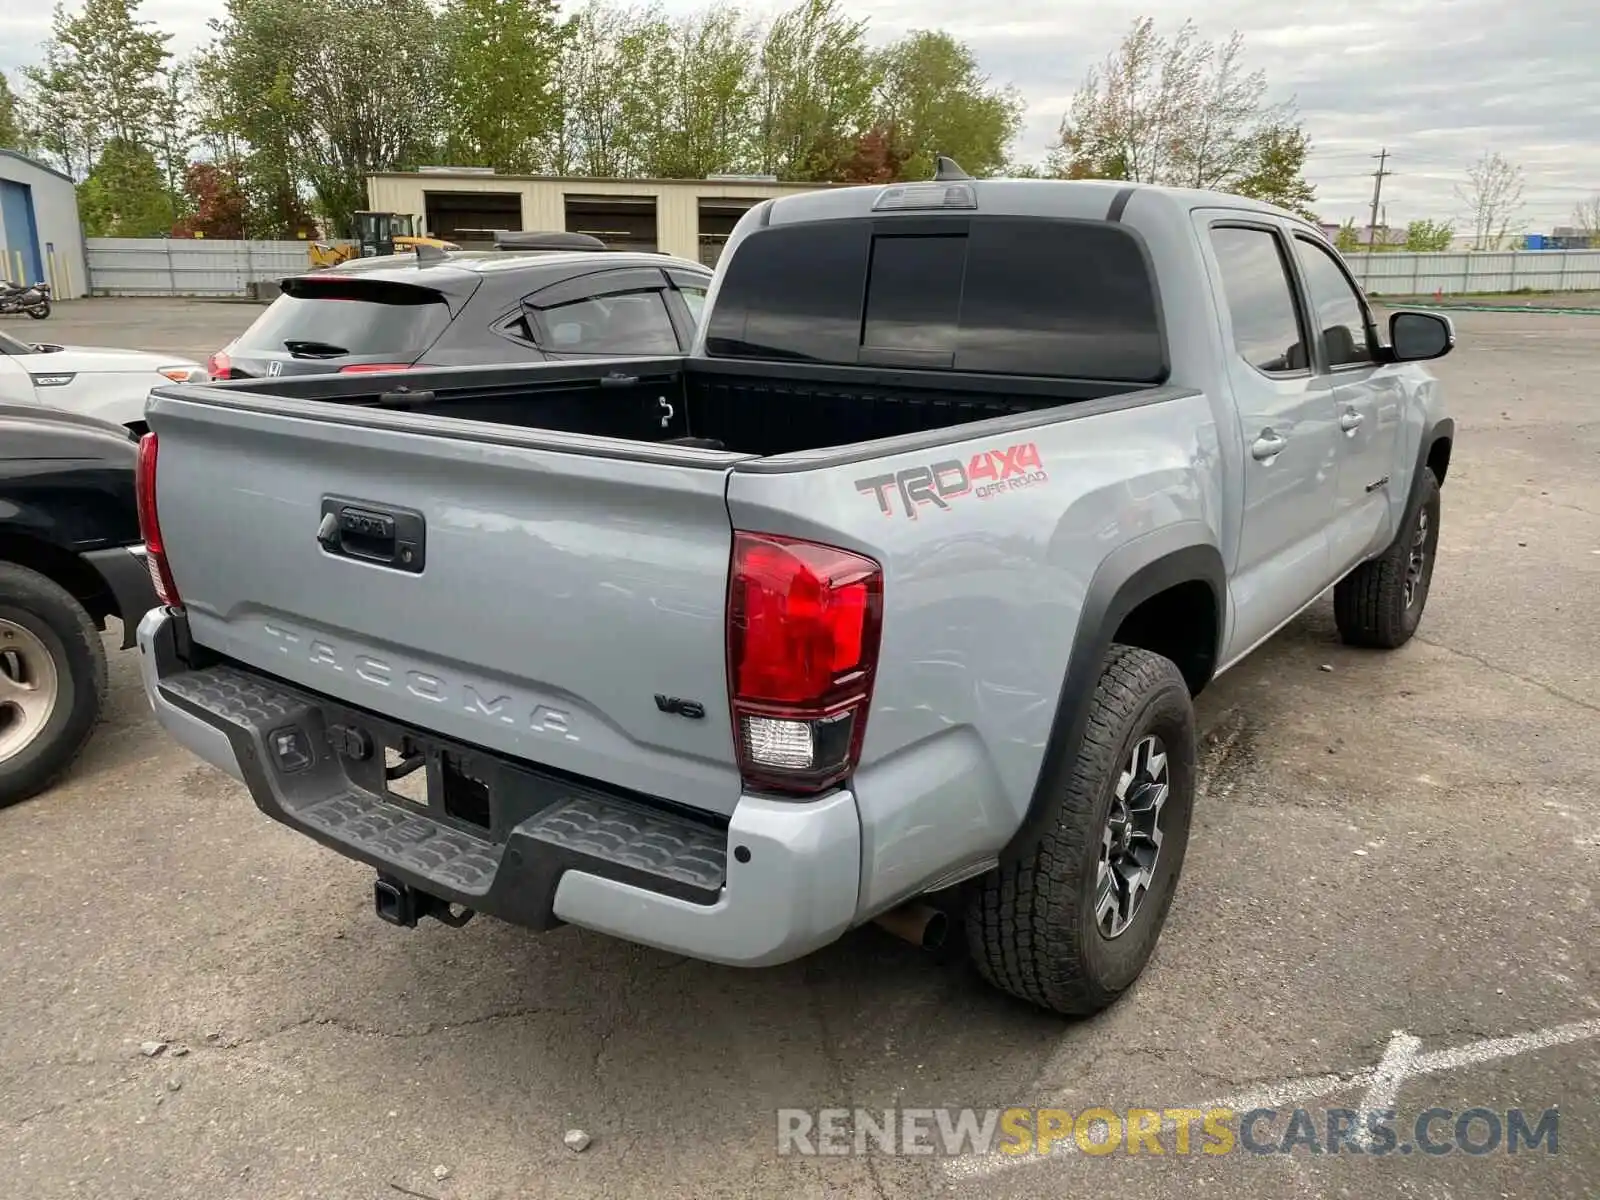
(492, 230), (608, 252)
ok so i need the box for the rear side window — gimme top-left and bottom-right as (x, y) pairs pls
(1208, 227), (1308, 375)
(532, 291), (679, 355)
(238, 281), (450, 358)
(680, 286), (707, 323)
(706, 217), (1165, 382)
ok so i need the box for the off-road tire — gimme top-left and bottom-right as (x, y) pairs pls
(0, 563), (108, 807)
(1334, 468), (1441, 649)
(966, 644), (1196, 1016)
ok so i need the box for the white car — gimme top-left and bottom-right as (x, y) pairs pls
(0, 327), (207, 435)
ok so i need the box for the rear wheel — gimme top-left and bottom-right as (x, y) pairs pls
(0, 564), (107, 807)
(1334, 468), (1440, 649)
(966, 645), (1195, 1016)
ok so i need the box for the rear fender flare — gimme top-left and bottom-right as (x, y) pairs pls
(1003, 524), (1225, 862)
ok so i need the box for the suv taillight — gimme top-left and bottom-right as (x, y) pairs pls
(727, 532), (883, 794)
(136, 433), (181, 606)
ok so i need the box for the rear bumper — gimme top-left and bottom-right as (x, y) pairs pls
(136, 607), (861, 967)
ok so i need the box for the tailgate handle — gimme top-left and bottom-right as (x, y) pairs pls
(318, 498), (426, 574)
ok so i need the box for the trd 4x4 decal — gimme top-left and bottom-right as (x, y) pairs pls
(855, 442), (1048, 520)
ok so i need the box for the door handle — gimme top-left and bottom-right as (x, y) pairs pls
(1251, 430), (1288, 461)
(1339, 408), (1364, 433)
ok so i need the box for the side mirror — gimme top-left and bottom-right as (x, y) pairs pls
(1389, 310), (1455, 362)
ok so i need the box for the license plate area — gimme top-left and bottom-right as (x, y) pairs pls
(379, 736), (494, 833)
(323, 710), (548, 842)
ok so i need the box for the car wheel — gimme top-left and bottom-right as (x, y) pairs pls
(1334, 468), (1441, 650)
(966, 644), (1195, 1016)
(0, 563), (108, 807)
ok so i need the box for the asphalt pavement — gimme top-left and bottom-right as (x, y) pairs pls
(0, 300), (1594, 1199)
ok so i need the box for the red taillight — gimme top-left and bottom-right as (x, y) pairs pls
(728, 532), (883, 794)
(338, 363), (413, 374)
(135, 433), (181, 607)
(205, 349), (231, 380)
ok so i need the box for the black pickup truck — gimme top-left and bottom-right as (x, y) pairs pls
(0, 405), (158, 804)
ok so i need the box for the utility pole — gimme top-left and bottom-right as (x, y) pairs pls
(1368, 148), (1392, 246)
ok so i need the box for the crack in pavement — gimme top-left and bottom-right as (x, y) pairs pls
(1414, 636), (1600, 716)
(802, 962), (891, 1200)
(220, 1001), (584, 1048)
(6, 1074), (139, 1132)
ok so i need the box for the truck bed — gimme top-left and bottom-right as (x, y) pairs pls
(198, 355), (1151, 460)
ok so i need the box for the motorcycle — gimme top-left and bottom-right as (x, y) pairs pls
(0, 280), (51, 320)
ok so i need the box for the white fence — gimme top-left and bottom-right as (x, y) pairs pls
(83, 238), (1600, 300)
(1345, 249), (1600, 296)
(84, 238), (347, 297)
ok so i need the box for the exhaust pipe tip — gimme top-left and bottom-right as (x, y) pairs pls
(872, 902), (948, 950)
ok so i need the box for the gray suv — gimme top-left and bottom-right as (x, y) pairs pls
(207, 250), (712, 380)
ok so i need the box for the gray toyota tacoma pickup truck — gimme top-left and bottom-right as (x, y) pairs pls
(134, 166), (1455, 1015)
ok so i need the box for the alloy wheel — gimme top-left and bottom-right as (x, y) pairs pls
(1095, 734), (1169, 939)
(0, 619), (59, 763)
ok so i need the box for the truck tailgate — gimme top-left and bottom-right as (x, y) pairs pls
(147, 391), (744, 813)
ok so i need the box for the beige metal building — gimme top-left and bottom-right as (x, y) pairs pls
(365, 170), (834, 265)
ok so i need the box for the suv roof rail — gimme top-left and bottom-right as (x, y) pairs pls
(493, 230), (608, 252)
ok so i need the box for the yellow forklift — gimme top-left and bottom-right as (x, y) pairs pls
(307, 212), (459, 269)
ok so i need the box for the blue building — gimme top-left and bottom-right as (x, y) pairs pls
(0, 149), (88, 298)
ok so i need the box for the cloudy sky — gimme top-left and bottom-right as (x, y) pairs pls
(4, 0), (1595, 228)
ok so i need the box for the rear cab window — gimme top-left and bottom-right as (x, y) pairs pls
(705, 216), (1167, 382)
(237, 279), (451, 361)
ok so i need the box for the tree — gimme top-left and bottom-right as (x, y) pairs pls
(1232, 123), (1317, 219)
(555, 2), (655, 177)
(152, 61), (196, 224)
(647, 6), (762, 179)
(1404, 218), (1454, 252)
(171, 160), (248, 238)
(190, 40), (307, 237)
(872, 30), (1022, 181)
(0, 75), (28, 152)
(1454, 151), (1524, 250)
(1334, 219), (1362, 252)
(22, 0), (172, 177)
(205, 0), (444, 235)
(754, 0), (880, 181)
(20, 46), (104, 178)
(439, 0), (567, 173)
(1047, 17), (1311, 204)
(835, 124), (905, 183)
(1571, 196), (1600, 240)
(77, 136), (170, 235)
